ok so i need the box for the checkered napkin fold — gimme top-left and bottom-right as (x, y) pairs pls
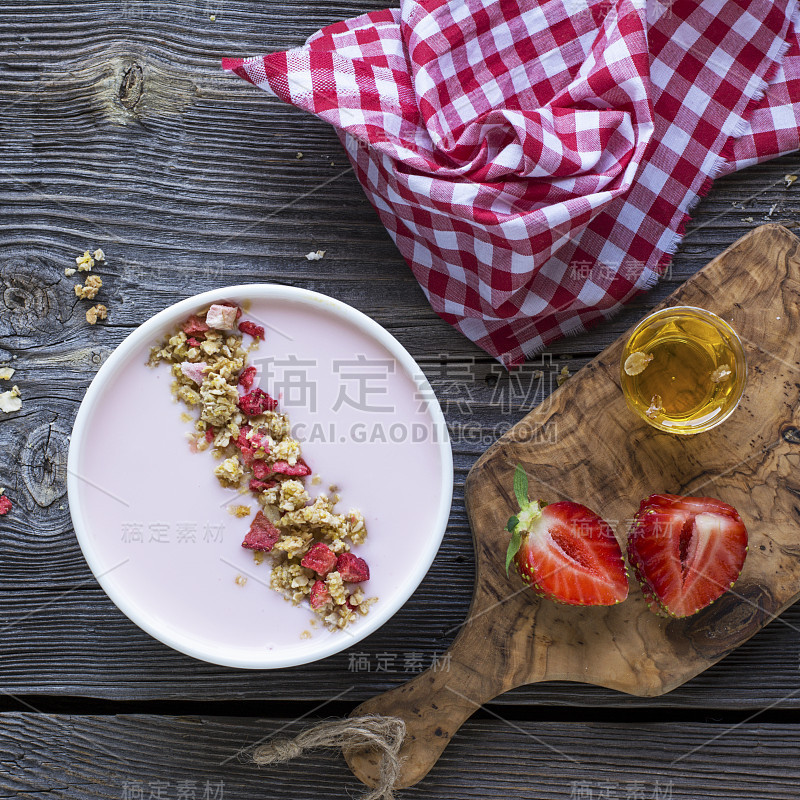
(224, 0), (800, 366)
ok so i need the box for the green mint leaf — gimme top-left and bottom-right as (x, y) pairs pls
(506, 527), (522, 575)
(513, 464), (529, 508)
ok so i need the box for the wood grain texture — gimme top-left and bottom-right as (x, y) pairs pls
(1, 712), (800, 800)
(348, 225), (800, 787)
(2, 2), (800, 716)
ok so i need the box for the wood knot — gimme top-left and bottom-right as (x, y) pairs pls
(21, 422), (69, 508)
(679, 583), (774, 659)
(119, 62), (143, 110)
(0, 254), (70, 346)
(782, 426), (800, 445)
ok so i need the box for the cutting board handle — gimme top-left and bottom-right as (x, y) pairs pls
(345, 601), (530, 788)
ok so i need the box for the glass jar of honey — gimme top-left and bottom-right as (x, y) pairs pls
(620, 306), (746, 435)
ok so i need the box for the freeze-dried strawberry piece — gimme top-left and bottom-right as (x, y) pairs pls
(182, 315), (209, 335)
(237, 425), (268, 454)
(239, 320), (265, 340)
(187, 336), (203, 347)
(180, 361), (208, 385)
(241, 511), (280, 551)
(236, 424), (252, 447)
(206, 303), (239, 330)
(301, 542), (337, 576)
(205, 429), (215, 443)
(271, 459), (311, 477)
(0, 496), (11, 516)
(217, 300), (243, 320)
(238, 365), (257, 393)
(235, 425), (257, 465)
(336, 553), (370, 583)
(251, 460), (271, 480)
(238, 388), (278, 416)
(249, 478), (277, 493)
(239, 444), (256, 466)
(309, 580), (331, 609)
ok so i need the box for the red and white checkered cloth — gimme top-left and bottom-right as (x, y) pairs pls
(224, 0), (800, 366)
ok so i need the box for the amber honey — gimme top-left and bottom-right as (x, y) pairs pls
(620, 306), (746, 435)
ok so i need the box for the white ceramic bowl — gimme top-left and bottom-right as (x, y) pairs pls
(68, 284), (453, 668)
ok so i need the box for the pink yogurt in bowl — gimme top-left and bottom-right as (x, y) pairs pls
(67, 284), (453, 668)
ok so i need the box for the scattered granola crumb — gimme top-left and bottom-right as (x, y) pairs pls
(0, 495), (11, 516)
(785, 174), (798, 188)
(645, 394), (663, 420)
(64, 267), (76, 277)
(305, 250), (325, 261)
(296, 152), (303, 160)
(229, 504), (252, 518)
(74, 274), (103, 300)
(300, 630), (312, 640)
(743, 216), (754, 223)
(209, 13), (216, 20)
(86, 304), (108, 325)
(76, 250), (95, 271)
(710, 364), (732, 384)
(0, 367), (14, 381)
(93, 248), (105, 261)
(309, 618), (318, 628)
(234, 574), (247, 587)
(253, 550), (266, 565)
(624, 351), (654, 376)
(311, 474), (322, 486)
(180, 412), (193, 424)
(0, 386), (22, 414)
(532, 369), (544, 379)
(557, 365), (570, 386)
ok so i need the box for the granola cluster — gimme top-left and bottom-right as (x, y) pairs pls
(149, 302), (376, 632)
(69, 248), (109, 325)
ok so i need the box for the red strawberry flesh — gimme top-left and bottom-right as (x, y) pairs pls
(182, 315), (209, 336)
(271, 459), (311, 477)
(336, 552), (370, 583)
(239, 320), (265, 340)
(238, 365), (257, 393)
(514, 501), (628, 606)
(310, 580), (331, 609)
(301, 542), (337, 576)
(627, 494), (748, 617)
(249, 478), (276, 493)
(238, 388), (278, 416)
(241, 511), (281, 552)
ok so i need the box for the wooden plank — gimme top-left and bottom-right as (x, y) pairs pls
(0, 712), (798, 799)
(2, 3), (800, 708)
(2, 583), (800, 707)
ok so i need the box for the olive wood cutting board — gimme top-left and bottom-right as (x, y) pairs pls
(346, 223), (800, 788)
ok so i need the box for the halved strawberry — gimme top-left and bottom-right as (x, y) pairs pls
(627, 494), (748, 618)
(506, 466), (628, 606)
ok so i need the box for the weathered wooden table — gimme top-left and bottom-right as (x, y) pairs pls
(2, 4), (799, 798)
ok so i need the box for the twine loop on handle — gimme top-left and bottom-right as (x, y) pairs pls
(251, 714), (406, 800)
